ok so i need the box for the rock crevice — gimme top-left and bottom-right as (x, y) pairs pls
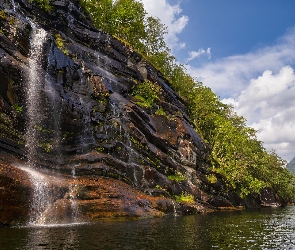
(0, 0), (274, 226)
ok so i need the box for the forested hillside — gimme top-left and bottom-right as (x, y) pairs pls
(79, 0), (295, 201)
(287, 157), (295, 175)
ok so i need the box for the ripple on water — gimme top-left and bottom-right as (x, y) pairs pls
(1, 207), (295, 249)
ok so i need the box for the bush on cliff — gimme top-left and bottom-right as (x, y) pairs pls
(79, 0), (295, 202)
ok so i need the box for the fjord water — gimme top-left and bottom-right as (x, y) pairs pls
(1, 207), (295, 250)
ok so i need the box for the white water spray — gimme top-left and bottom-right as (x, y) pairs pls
(17, 165), (50, 225)
(69, 165), (79, 223)
(25, 25), (47, 166)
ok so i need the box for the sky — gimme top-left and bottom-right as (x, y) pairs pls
(141, 0), (295, 162)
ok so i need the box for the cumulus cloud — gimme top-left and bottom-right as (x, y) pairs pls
(186, 27), (295, 161)
(141, 0), (188, 50)
(187, 27), (295, 99)
(223, 66), (295, 161)
(186, 48), (211, 62)
(141, 1), (295, 161)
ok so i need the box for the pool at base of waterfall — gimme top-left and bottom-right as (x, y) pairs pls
(1, 206), (295, 249)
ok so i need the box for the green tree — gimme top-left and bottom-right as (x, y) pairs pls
(78, 0), (295, 202)
(112, 0), (147, 51)
(80, 0), (113, 33)
(80, 0), (147, 52)
(143, 16), (168, 55)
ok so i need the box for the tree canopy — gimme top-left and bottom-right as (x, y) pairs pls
(79, 0), (295, 202)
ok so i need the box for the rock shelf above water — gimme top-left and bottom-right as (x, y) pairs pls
(0, 0), (282, 226)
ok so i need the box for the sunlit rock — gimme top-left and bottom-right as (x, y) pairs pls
(0, 0), (271, 226)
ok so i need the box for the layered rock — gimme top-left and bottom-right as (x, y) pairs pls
(0, 0), (274, 226)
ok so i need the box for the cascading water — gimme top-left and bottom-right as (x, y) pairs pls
(19, 23), (51, 225)
(69, 166), (79, 223)
(22, 23), (82, 225)
(77, 95), (95, 153)
(17, 165), (50, 225)
(10, 0), (17, 12)
(44, 77), (62, 159)
(25, 24), (47, 166)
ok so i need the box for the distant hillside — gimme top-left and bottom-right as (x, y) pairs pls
(287, 157), (295, 174)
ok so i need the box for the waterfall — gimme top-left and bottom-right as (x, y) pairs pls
(25, 25), (47, 166)
(22, 22), (83, 226)
(17, 165), (51, 225)
(21, 24), (49, 225)
(44, 77), (62, 159)
(77, 96), (95, 153)
(10, 0), (17, 11)
(69, 165), (79, 223)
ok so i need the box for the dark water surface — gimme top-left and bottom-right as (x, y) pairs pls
(2, 206), (295, 249)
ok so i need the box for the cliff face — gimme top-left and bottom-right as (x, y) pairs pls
(0, 0), (273, 226)
(287, 157), (295, 174)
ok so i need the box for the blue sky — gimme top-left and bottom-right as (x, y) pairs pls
(141, 0), (295, 162)
(177, 0), (295, 63)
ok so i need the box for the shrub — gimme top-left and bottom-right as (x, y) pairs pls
(132, 80), (161, 108)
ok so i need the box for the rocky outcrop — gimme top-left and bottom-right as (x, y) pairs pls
(287, 157), (295, 174)
(0, 0), (273, 226)
(0, 156), (31, 226)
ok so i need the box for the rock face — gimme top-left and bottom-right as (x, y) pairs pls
(0, 0), (269, 226)
(287, 157), (295, 174)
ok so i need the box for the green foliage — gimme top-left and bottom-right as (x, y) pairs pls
(175, 193), (195, 204)
(55, 34), (69, 55)
(80, 0), (146, 52)
(143, 16), (169, 56)
(155, 108), (166, 116)
(0, 10), (6, 19)
(130, 136), (148, 151)
(0, 9), (17, 25)
(78, 0), (295, 202)
(168, 172), (186, 182)
(187, 82), (295, 200)
(34, 125), (54, 133)
(96, 146), (106, 153)
(155, 107), (171, 120)
(206, 174), (218, 184)
(38, 142), (52, 152)
(132, 80), (161, 108)
(30, 0), (52, 12)
(12, 104), (22, 113)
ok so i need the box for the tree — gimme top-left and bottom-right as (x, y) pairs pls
(143, 16), (168, 56)
(112, 0), (147, 52)
(80, 0), (147, 52)
(79, 0), (295, 202)
(80, 0), (113, 33)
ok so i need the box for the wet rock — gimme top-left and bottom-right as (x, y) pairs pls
(0, 162), (31, 226)
(0, 0), (268, 225)
(260, 187), (281, 207)
(207, 196), (235, 210)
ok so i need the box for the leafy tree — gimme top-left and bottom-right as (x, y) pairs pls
(143, 16), (168, 55)
(112, 0), (147, 52)
(80, 0), (113, 33)
(78, 0), (295, 202)
(80, 0), (147, 52)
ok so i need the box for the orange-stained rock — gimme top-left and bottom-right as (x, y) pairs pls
(0, 162), (31, 226)
(0, 0), (269, 226)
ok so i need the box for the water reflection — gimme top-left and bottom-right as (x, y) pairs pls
(24, 225), (80, 249)
(1, 207), (295, 249)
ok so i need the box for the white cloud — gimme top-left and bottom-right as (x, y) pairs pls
(188, 27), (295, 161)
(141, 1), (295, 161)
(224, 66), (295, 161)
(141, 0), (188, 50)
(186, 48), (211, 62)
(187, 27), (295, 99)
